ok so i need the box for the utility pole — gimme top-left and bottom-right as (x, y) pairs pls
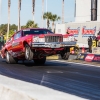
(32, 0), (35, 22)
(7, 0), (11, 42)
(42, 0), (44, 28)
(18, 0), (21, 31)
(62, 0), (64, 24)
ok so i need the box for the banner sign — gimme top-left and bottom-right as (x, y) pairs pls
(66, 27), (80, 37)
(66, 26), (96, 37)
(82, 26), (96, 37)
(93, 56), (100, 62)
(85, 54), (95, 62)
(78, 53), (100, 62)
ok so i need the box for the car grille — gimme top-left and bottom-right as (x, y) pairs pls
(45, 36), (63, 42)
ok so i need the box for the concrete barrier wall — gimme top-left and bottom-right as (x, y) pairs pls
(0, 85), (33, 100)
(0, 75), (86, 100)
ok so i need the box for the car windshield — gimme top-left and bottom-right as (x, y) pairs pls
(23, 29), (53, 36)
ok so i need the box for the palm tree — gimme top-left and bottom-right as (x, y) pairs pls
(42, 0), (44, 28)
(32, 0), (35, 21)
(43, 12), (52, 29)
(26, 20), (38, 28)
(18, 0), (21, 31)
(62, 0), (64, 23)
(7, 0), (11, 41)
(50, 14), (60, 32)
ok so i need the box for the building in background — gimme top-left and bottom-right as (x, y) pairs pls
(75, 0), (100, 22)
(55, 0), (100, 48)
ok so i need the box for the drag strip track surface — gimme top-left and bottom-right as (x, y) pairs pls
(0, 58), (100, 100)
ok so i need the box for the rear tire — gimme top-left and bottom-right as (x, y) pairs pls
(34, 58), (46, 65)
(25, 44), (34, 60)
(61, 52), (70, 60)
(6, 51), (18, 64)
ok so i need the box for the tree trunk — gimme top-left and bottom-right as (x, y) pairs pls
(7, 0), (11, 42)
(62, 0), (64, 23)
(18, 7), (20, 30)
(32, 0), (35, 22)
(52, 22), (54, 33)
(32, 12), (34, 21)
(42, 0), (44, 28)
(47, 19), (49, 29)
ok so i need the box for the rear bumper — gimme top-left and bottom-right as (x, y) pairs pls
(31, 42), (76, 48)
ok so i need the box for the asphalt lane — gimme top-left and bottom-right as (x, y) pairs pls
(0, 58), (100, 100)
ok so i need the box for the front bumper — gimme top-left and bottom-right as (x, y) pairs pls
(31, 42), (76, 48)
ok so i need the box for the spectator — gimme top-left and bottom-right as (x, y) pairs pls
(96, 31), (100, 47)
(92, 34), (96, 40)
(66, 31), (70, 34)
(88, 36), (92, 52)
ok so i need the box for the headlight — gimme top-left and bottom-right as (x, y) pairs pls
(63, 38), (69, 42)
(68, 36), (75, 41)
(63, 36), (75, 42)
(33, 36), (45, 42)
(39, 38), (45, 42)
(33, 36), (39, 42)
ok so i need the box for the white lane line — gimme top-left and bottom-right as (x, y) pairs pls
(48, 60), (100, 67)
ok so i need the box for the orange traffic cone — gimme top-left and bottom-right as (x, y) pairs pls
(82, 46), (85, 53)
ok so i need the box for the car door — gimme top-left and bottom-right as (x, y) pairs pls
(12, 31), (23, 54)
(7, 37), (13, 52)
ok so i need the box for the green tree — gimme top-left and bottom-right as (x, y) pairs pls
(21, 25), (26, 29)
(50, 14), (60, 32)
(0, 24), (17, 35)
(10, 24), (17, 31)
(26, 20), (38, 28)
(0, 24), (8, 35)
(9, 30), (15, 37)
(43, 12), (52, 29)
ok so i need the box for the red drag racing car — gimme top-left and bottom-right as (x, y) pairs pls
(0, 28), (76, 64)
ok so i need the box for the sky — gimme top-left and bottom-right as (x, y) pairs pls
(0, 0), (75, 28)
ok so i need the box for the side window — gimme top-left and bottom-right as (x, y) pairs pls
(14, 31), (22, 40)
